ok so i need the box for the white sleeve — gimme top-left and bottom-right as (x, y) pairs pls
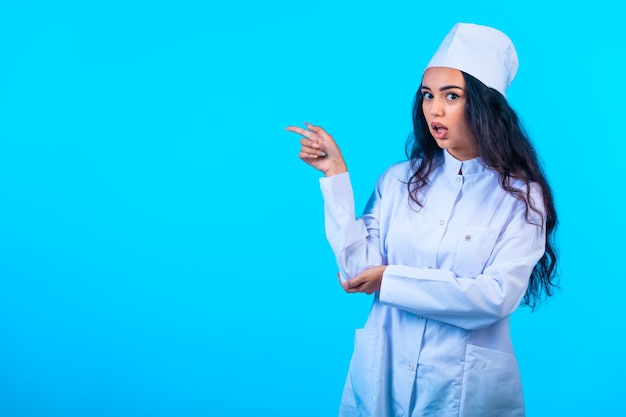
(319, 172), (383, 281)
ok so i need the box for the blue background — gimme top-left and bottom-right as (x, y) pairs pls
(0, 1), (623, 416)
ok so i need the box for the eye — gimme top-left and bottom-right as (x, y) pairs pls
(446, 92), (460, 100)
(422, 91), (433, 100)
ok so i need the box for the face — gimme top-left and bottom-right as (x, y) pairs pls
(421, 67), (477, 161)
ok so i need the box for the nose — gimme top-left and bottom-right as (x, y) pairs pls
(429, 98), (444, 117)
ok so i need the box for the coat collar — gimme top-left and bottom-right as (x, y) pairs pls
(442, 150), (488, 178)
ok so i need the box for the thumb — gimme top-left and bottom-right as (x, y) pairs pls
(304, 122), (332, 141)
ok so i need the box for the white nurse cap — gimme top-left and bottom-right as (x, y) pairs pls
(425, 23), (519, 97)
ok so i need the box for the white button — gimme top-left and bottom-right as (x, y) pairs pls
(439, 220), (445, 225)
(408, 365), (415, 371)
(456, 177), (461, 182)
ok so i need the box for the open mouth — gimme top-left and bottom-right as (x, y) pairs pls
(431, 122), (448, 138)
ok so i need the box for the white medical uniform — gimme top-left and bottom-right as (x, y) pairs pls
(320, 150), (546, 417)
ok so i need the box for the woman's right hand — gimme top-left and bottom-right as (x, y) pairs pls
(286, 122), (348, 177)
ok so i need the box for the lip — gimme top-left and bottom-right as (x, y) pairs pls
(430, 121), (448, 139)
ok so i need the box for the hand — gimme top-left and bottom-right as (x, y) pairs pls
(339, 265), (387, 295)
(285, 122), (348, 177)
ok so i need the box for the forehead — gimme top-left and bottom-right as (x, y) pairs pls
(421, 67), (465, 88)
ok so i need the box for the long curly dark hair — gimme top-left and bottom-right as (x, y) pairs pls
(405, 71), (559, 309)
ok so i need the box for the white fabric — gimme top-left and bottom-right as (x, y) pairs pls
(426, 23), (519, 96)
(320, 151), (546, 416)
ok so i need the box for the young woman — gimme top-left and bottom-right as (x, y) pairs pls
(287, 22), (558, 417)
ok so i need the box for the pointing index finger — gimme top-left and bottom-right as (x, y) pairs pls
(285, 125), (315, 139)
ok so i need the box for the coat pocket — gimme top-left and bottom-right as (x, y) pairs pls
(460, 344), (525, 417)
(340, 327), (390, 416)
(452, 226), (499, 277)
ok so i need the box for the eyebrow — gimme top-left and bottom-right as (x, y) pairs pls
(421, 85), (465, 91)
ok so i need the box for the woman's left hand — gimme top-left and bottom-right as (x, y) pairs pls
(340, 265), (387, 295)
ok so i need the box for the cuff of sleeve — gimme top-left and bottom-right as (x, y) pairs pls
(319, 172), (352, 202)
(320, 172), (356, 226)
(380, 265), (454, 308)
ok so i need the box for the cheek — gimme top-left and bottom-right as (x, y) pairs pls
(452, 109), (467, 127)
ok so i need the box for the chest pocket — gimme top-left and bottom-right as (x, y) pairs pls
(452, 226), (499, 277)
